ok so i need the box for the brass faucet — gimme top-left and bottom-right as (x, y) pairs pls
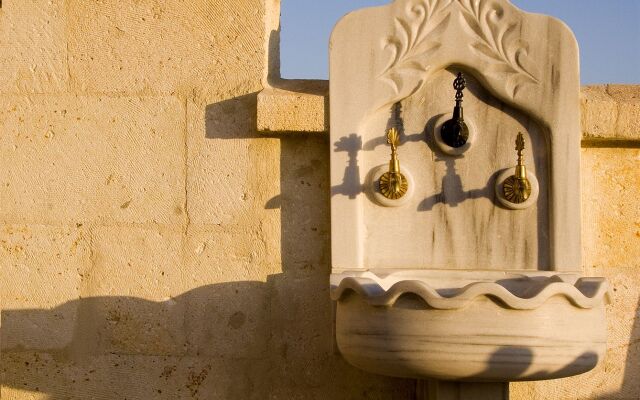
(379, 127), (408, 200)
(503, 132), (532, 204)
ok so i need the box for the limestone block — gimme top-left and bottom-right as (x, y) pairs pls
(183, 225), (280, 287)
(1, 224), (90, 351)
(66, 0), (265, 97)
(278, 136), (331, 273)
(580, 87), (617, 140)
(608, 86), (640, 141)
(581, 86), (640, 142)
(70, 296), (187, 358)
(69, 226), (186, 356)
(582, 148), (640, 268)
(0, 0), (68, 93)
(181, 281), (271, 359)
(257, 80), (329, 134)
(2, 226), (189, 358)
(596, 266), (640, 399)
(268, 355), (415, 400)
(180, 227), (276, 359)
(269, 275), (333, 362)
(186, 95), (280, 226)
(598, 266), (640, 348)
(84, 226), (183, 299)
(1, 352), (269, 400)
(0, 95), (185, 225)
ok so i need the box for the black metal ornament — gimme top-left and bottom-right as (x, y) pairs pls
(440, 72), (470, 148)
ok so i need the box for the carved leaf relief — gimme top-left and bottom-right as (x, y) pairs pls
(457, 0), (539, 97)
(379, 0), (540, 99)
(379, 0), (453, 94)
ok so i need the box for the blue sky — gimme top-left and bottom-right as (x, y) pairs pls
(280, 0), (640, 84)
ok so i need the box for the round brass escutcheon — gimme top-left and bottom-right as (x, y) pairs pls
(495, 168), (539, 210)
(379, 172), (408, 200)
(502, 175), (532, 204)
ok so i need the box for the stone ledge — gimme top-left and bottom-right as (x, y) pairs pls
(258, 82), (640, 144)
(257, 79), (329, 134)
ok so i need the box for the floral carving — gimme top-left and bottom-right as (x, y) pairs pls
(379, 0), (540, 99)
(457, 0), (539, 97)
(379, 0), (453, 94)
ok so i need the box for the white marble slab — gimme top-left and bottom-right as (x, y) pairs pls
(330, 0), (582, 272)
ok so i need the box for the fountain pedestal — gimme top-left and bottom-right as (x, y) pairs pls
(417, 380), (508, 400)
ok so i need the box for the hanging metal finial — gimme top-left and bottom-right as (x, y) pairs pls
(515, 132), (525, 152)
(392, 102), (402, 129)
(441, 72), (470, 148)
(454, 72), (466, 102)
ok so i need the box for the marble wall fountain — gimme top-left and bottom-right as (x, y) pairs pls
(328, 0), (610, 398)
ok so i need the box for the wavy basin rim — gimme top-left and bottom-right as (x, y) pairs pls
(331, 271), (611, 310)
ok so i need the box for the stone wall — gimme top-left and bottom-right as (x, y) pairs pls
(0, 1), (638, 399)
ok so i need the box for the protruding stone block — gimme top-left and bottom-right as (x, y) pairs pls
(257, 80), (329, 134)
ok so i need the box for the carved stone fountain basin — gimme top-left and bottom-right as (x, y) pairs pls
(328, 0), (611, 388)
(331, 271), (610, 382)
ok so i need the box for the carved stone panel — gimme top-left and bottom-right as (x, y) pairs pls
(330, 0), (581, 272)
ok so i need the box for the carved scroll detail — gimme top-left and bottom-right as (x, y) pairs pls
(379, 0), (453, 94)
(457, 0), (539, 97)
(379, 0), (539, 99)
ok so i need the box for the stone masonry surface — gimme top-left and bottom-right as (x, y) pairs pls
(0, 0), (638, 399)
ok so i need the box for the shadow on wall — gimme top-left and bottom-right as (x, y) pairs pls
(600, 299), (640, 399)
(0, 91), (414, 399)
(3, 282), (412, 399)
